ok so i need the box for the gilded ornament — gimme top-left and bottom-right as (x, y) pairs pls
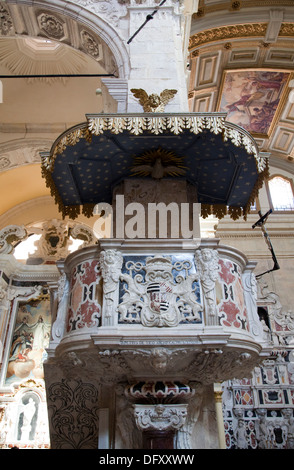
(130, 88), (177, 112)
(41, 113), (266, 220)
(130, 148), (186, 179)
(189, 23), (267, 50)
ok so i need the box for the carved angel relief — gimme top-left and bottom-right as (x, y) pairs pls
(118, 256), (202, 327)
(194, 248), (219, 326)
(130, 88), (177, 112)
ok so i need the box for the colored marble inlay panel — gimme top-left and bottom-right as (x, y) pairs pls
(67, 259), (102, 332)
(217, 258), (249, 330)
(259, 389), (285, 406)
(233, 389), (253, 406)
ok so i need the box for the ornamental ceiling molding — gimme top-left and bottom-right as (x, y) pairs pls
(189, 22), (294, 50)
(194, 0), (294, 18)
(0, 38), (91, 84)
(0, 0), (128, 78)
(0, 143), (51, 172)
(73, 0), (129, 28)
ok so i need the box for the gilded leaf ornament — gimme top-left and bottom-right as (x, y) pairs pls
(40, 113), (267, 221)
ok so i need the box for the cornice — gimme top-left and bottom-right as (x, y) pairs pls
(0, 254), (59, 281)
(216, 231), (294, 239)
(189, 22), (294, 50)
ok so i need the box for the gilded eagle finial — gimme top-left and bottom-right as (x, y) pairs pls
(130, 88), (177, 112)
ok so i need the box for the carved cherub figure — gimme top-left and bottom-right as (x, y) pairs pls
(130, 88), (177, 112)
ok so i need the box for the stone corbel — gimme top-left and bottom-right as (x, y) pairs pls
(101, 78), (128, 113)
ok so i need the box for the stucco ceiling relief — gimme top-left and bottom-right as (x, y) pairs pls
(0, 1), (118, 76)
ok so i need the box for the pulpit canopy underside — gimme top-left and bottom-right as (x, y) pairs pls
(41, 113), (268, 220)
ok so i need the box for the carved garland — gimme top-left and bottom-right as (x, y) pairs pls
(189, 23), (268, 50)
(189, 22), (294, 52)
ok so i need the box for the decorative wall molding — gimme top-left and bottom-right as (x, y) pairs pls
(0, 225), (27, 254)
(37, 12), (66, 40)
(25, 219), (96, 262)
(69, 0), (129, 28)
(0, 37), (90, 85)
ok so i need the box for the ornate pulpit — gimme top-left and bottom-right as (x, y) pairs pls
(41, 110), (271, 449)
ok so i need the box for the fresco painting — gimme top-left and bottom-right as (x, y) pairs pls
(5, 297), (51, 385)
(219, 70), (290, 135)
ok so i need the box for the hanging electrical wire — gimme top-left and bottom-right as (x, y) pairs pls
(127, 0), (167, 44)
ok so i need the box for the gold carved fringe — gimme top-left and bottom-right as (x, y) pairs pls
(200, 159), (269, 221)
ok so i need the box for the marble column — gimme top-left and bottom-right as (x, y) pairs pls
(214, 383), (226, 449)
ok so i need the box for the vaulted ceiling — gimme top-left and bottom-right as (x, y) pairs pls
(188, 1), (294, 173)
(0, 37), (106, 226)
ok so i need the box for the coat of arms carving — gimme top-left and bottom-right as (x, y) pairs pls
(118, 255), (202, 327)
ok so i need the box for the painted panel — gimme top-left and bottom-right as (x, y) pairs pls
(218, 70), (290, 136)
(5, 297), (51, 385)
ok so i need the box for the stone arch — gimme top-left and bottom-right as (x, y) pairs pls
(0, 0), (130, 79)
(0, 0), (130, 222)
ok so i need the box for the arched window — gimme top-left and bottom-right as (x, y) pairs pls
(268, 175), (294, 211)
